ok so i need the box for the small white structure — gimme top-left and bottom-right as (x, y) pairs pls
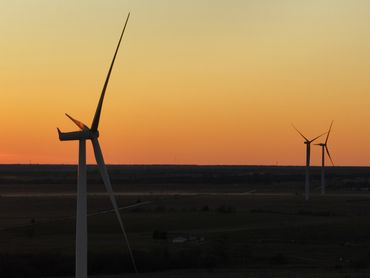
(172, 236), (187, 244)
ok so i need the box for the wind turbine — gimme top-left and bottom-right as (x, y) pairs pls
(57, 13), (137, 278)
(292, 125), (326, 201)
(315, 121), (334, 195)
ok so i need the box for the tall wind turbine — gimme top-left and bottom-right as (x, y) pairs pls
(315, 121), (334, 195)
(292, 125), (326, 201)
(57, 13), (137, 278)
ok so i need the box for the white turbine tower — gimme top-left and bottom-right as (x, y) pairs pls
(57, 13), (137, 278)
(315, 121), (334, 195)
(292, 125), (326, 201)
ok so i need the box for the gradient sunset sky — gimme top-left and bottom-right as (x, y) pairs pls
(1, 0), (370, 165)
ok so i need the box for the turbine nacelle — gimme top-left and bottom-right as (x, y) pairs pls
(57, 114), (99, 141)
(57, 128), (99, 141)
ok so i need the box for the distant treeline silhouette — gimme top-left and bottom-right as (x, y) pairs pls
(0, 165), (369, 189)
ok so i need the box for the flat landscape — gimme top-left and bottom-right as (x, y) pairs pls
(1, 165), (370, 277)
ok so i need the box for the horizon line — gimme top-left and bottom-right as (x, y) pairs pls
(0, 163), (368, 168)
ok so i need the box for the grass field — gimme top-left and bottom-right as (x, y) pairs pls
(1, 165), (370, 277)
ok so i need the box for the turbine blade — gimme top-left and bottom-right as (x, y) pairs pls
(91, 13), (130, 132)
(325, 120), (334, 145)
(292, 124), (309, 141)
(91, 138), (138, 273)
(325, 145), (334, 166)
(309, 132), (327, 143)
(65, 114), (88, 130)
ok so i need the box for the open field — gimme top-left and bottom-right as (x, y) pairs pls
(46, 269), (370, 278)
(1, 165), (370, 277)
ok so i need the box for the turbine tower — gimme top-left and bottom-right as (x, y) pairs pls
(57, 13), (137, 278)
(292, 125), (326, 201)
(315, 121), (334, 195)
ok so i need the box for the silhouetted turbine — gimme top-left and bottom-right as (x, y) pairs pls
(292, 124), (326, 201)
(315, 121), (334, 195)
(57, 13), (137, 278)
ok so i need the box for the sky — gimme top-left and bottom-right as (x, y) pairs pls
(1, 0), (370, 165)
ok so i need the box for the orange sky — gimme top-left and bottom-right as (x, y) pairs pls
(1, 0), (370, 165)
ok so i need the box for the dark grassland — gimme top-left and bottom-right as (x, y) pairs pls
(1, 165), (370, 277)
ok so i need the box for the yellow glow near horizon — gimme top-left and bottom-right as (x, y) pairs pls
(1, 1), (370, 165)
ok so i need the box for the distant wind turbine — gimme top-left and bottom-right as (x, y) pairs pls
(315, 121), (334, 195)
(57, 13), (137, 278)
(292, 125), (326, 201)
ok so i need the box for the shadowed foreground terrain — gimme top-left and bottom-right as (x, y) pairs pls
(1, 165), (370, 277)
